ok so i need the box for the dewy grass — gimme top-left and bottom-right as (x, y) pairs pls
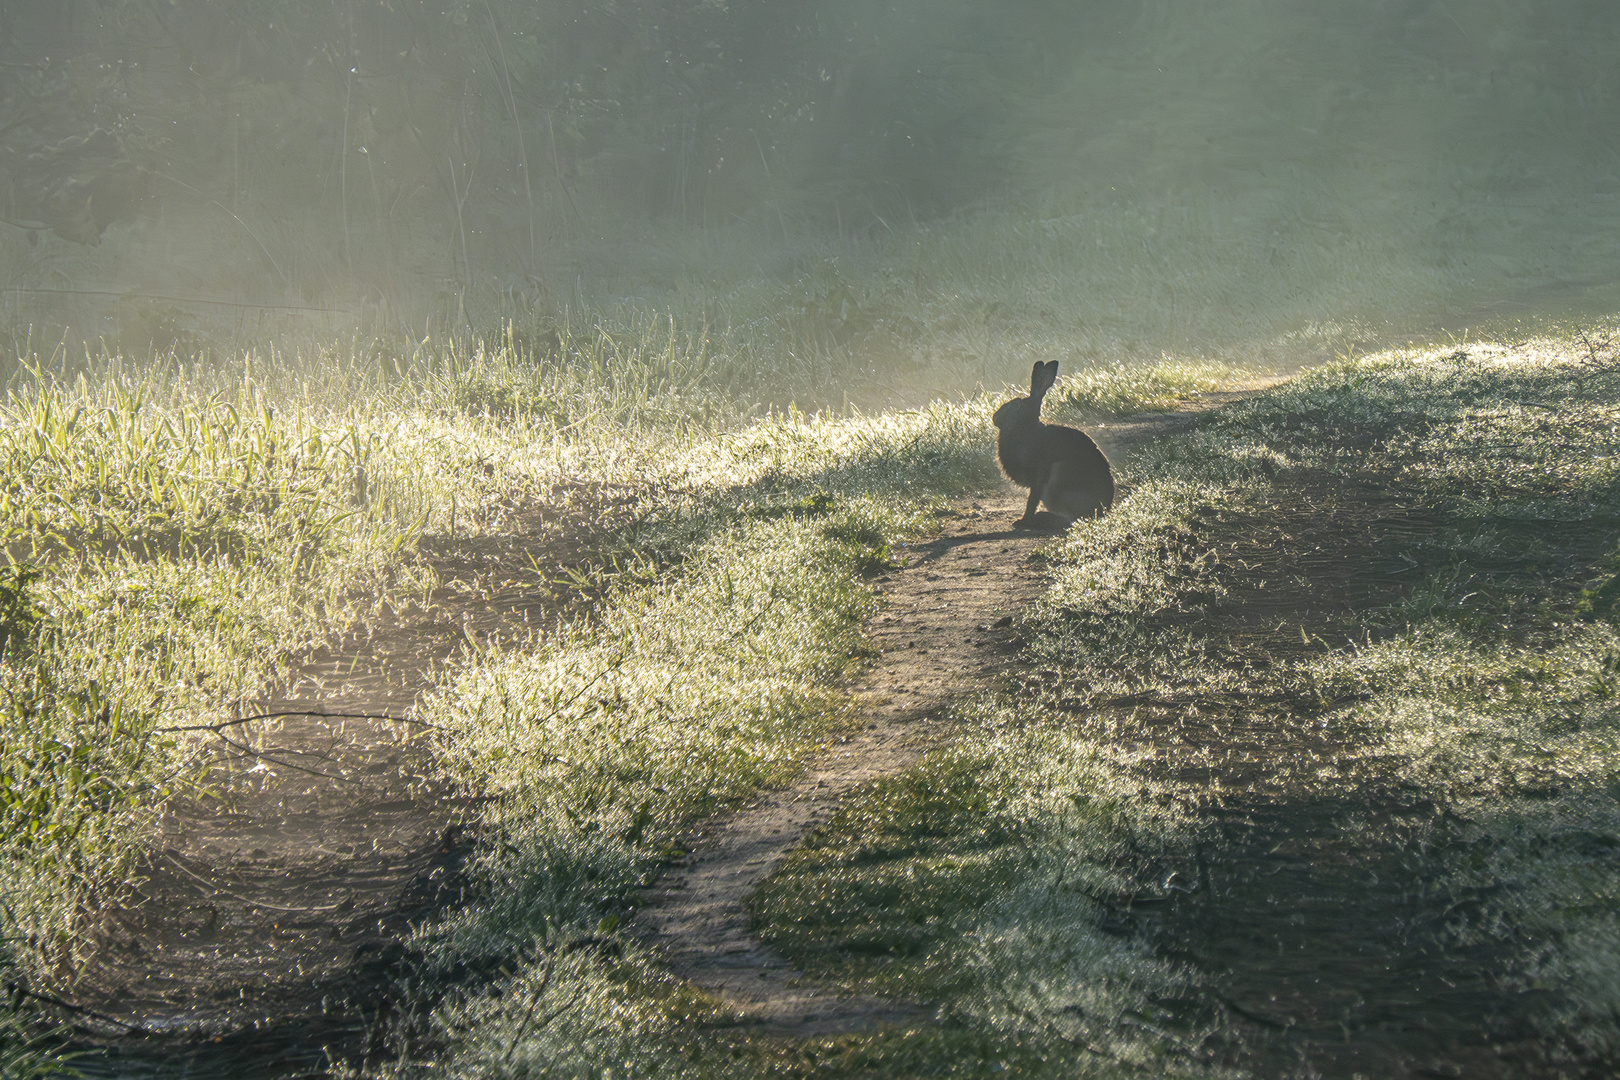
(1043, 357), (1251, 420)
(751, 706), (1217, 1078)
(0, 312), (892, 985)
(742, 327), (1620, 1075)
(0, 301), (1262, 1074)
(0, 359), (436, 980)
(1101, 336), (1620, 1060)
(1138, 335), (1620, 1062)
(355, 342), (1258, 1078)
(9, 299), (1607, 1077)
(1308, 619), (1620, 1057)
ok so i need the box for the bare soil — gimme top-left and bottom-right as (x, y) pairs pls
(69, 531), (596, 1077)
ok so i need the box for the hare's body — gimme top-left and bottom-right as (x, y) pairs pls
(994, 361), (1114, 529)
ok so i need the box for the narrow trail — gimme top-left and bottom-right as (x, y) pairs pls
(635, 494), (1047, 1033)
(632, 402), (1233, 1036)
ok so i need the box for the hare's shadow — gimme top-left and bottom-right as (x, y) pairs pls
(900, 523), (1062, 568)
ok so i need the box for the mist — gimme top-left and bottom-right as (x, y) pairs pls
(4, 0), (1619, 396)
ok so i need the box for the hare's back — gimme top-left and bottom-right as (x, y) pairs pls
(1042, 422), (1110, 471)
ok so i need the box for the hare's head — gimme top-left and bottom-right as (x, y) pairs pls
(993, 361), (1059, 432)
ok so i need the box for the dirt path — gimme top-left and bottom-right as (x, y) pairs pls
(634, 494), (1046, 1033)
(632, 406), (1225, 1035)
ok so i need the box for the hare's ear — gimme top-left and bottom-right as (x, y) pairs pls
(1033, 361), (1058, 396)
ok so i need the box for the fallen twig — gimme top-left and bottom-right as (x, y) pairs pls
(204, 729), (361, 783)
(7, 982), (152, 1036)
(156, 709), (432, 734)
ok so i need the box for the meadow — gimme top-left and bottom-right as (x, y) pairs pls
(751, 334), (1620, 1077)
(2, 306), (1617, 1079)
(0, 303), (1235, 1075)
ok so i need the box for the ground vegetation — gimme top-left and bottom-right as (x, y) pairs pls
(752, 334), (1620, 1077)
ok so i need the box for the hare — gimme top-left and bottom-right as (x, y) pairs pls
(994, 361), (1114, 530)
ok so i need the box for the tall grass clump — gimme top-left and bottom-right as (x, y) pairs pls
(0, 357), (449, 978)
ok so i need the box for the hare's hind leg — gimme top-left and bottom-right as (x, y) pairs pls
(1045, 460), (1111, 521)
(1014, 473), (1075, 532)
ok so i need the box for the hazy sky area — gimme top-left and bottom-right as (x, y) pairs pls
(3, 0), (1619, 391)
